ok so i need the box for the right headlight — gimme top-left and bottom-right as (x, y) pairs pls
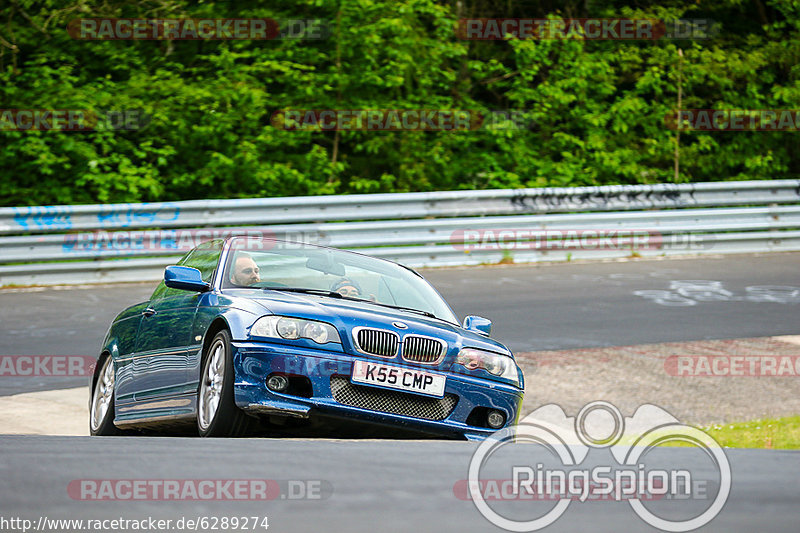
(455, 347), (519, 385)
(250, 316), (341, 344)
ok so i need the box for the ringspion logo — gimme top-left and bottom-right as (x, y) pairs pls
(463, 401), (730, 531)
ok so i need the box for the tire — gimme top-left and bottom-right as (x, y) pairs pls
(89, 356), (124, 436)
(197, 330), (256, 437)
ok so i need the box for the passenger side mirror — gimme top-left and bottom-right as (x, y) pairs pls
(463, 315), (492, 336)
(164, 266), (211, 292)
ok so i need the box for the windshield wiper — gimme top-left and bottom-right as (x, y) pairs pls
(261, 286), (438, 319)
(261, 287), (343, 298)
(361, 301), (438, 319)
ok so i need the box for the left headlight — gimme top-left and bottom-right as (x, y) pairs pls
(456, 347), (519, 385)
(250, 316), (341, 344)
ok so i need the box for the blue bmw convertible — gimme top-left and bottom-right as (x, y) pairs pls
(90, 237), (524, 439)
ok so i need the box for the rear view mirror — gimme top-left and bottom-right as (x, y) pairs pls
(306, 252), (346, 276)
(463, 315), (492, 336)
(164, 266), (211, 292)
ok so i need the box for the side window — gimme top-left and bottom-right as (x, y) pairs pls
(183, 239), (223, 283)
(149, 243), (213, 301)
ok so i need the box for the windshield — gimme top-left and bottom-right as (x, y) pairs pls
(223, 238), (458, 324)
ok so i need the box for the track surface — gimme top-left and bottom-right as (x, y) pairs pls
(424, 253), (800, 352)
(1, 254), (798, 533)
(1, 253), (798, 396)
(1, 436), (797, 533)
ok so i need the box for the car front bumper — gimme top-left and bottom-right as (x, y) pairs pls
(232, 341), (524, 440)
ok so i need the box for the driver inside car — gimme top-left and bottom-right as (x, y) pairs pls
(231, 253), (261, 286)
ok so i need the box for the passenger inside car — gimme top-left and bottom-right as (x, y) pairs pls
(331, 277), (376, 301)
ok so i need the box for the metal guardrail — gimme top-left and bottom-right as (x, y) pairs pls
(0, 180), (798, 286)
(3, 180), (798, 234)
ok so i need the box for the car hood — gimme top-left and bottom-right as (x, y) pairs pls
(222, 288), (512, 357)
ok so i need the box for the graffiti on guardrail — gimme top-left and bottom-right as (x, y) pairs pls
(634, 281), (800, 306)
(12, 206), (73, 230)
(510, 186), (693, 212)
(96, 203), (181, 228)
(11, 203), (182, 231)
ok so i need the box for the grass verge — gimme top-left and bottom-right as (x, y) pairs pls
(646, 416), (800, 449)
(697, 416), (800, 449)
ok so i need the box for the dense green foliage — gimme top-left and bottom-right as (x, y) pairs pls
(1, 0), (798, 206)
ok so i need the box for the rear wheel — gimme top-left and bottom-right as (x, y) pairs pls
(89, 356), (123, 436)
(197, 330), (255, 437)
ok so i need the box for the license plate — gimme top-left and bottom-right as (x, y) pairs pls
(351, 360), (446, 398)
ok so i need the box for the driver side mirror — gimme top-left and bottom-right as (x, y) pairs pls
(463, 315), (492, 337)
(164, 266), (211, 292)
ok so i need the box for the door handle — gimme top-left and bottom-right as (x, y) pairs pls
(142, 308), (157, 317)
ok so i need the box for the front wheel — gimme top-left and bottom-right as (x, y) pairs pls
(197, 330), (256, 437)
(89, 356), (123, 436)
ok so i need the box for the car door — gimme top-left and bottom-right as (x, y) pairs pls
(109, 301), (149, 406)
(132, 240), (223, 401)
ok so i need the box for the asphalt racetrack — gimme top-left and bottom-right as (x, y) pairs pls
(1, 437), (798, 533)
(1, 253), (798, 395)
(1, 253), (799, 532)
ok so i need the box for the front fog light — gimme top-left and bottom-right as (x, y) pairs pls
(487, 410), (505, 429)
(267, 374), (289, 392)
(277, 318), (300, 339)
